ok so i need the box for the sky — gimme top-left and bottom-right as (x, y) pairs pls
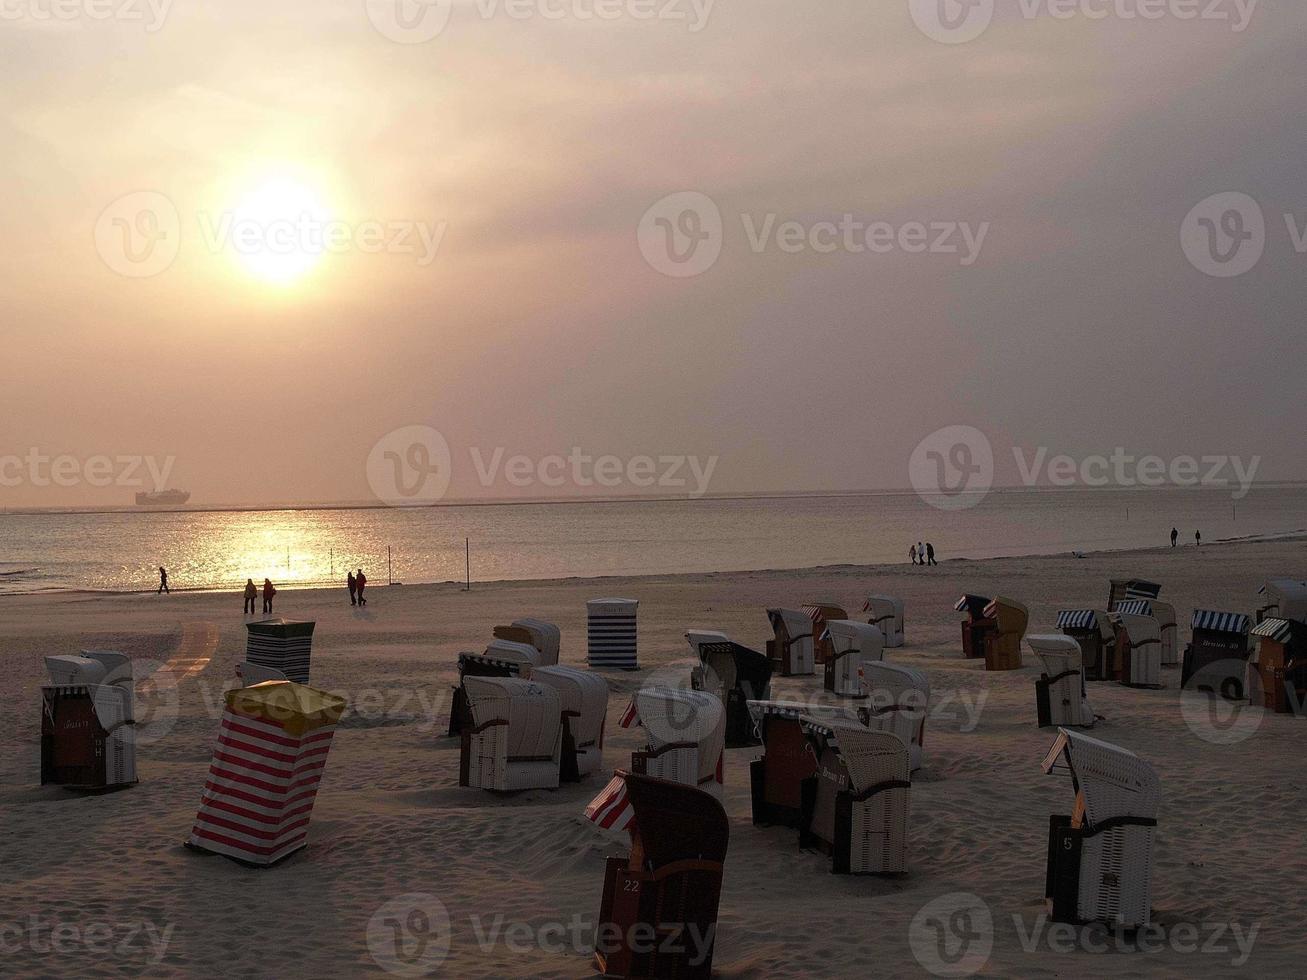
(2, 0), (1304, 508)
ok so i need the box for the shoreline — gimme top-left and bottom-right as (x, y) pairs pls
(3, 528), (1304, 600)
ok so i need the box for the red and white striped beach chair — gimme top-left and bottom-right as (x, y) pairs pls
(186, 681), (346, 867)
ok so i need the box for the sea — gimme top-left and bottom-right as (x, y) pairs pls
(1, 486), (1303, 595)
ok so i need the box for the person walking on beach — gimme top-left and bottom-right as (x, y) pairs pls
(917, 542), (925, 568)
(158, 566), (169, 594)
(347, 570), (358, 606)
(356, 568), (367, 606)
(243, 578), (257, 615)
(1171, 527), (1179, 548)
(262, 577), (276, 614)
(909, 544), (918, 566)
(1195, 530), (1202, 547)
(926, 542), (937, 566)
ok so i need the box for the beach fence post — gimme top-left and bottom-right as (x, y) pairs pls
(330, 548), (334, 578)
(388, 546), (393, 586)
(465, 538), (471, 592)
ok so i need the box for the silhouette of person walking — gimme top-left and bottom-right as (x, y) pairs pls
(1171, 527), (1179, 548)
(909, 544), (918, 566)
(347, 571), (358, 606)
(1195, 530), (1202, 547)
(356, 568), (367, 606)
(262, 578), (276, 614)
(158, 566), (169, 594)
(926, 542), (937, 566)
(243, 578), (257, 615)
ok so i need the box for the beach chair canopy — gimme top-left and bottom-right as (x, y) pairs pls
(1191, 610), (1251, 635)
(511, 618), (561, 663)
(746, 700), (860, 739)
(1057, 609), (1114, 641)
(985, 597), (1029, 630)
(823, 619), (884, 655)
(1109, 579), (1162, 606)
(530, 665), (608, 748)
(630, 687), (725, 787)
(1028, 634), (1083, 661)
(45, 652), (131, 688)
(1259, 580), (1307, 623)
(686, 629), (731, 652)
(801, 719), (909, 795)
(955, 594), (992, 618)
(699, 641), (771, 698)
(1112, 612), (1160, 646)
(463, 676), (561, 760)
(767, 608), (812, 642)
(1251, 617), (1307, 650)
(586, 770), (729, 863)
(1042, 728), (1159, 827)
(485, 638), (545, 666)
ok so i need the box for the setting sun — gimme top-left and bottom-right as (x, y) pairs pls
(229, 177), (331, 285)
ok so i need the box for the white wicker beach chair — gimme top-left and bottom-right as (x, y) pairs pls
(501, 618), (561, 666)
(800, 719), (910, 875)
(1029, 635), (1094, 728)
(1112, 613), (1163, 688)
(628, 688), (725, 796)
(857, 662), (929, 771)
(485, 638), (546, 666)
(458, 676), (561, 792)
(41, 652), (137, 789)
(766, 608), (815, 677)
(823, 620), (884, 697)
(863, 595), (905, 648)
(529, 665), (608, 780)
(1041, 729), (1160, 928)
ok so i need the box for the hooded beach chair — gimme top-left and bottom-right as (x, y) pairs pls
(587, 598), (639, 670)
(586, 770), (729, 979)
(862, 595), (905, 648)
(1107, 579), (1161, 612)
(1041, 729), (1159, 928)
(458, 676), (561, 792)
(494, 618), (561, 666)
(1247, 618), (1307, 714)
(1256, 579), (1307, 624)
(766, 608), (815, 677)
(746, 700), (861, 827)
(1116, 599), (1180, 667)
(622, 688), (725, 796)
(687, 632), (773, 748)
(1056, 609), (1115, 682)
(955, 594), (995, 659)
(244, 619), (315, 684)
(1110, 612), (1163, 689)
(1029, 635), (1094, 729)
(822, 620), (884, 697)
(982, 597), (1028, 671)
(186, 681), (346, 866)
(447, 642), (542, 737)
(41, 652), (137, 790)
(857, 662), (929, 771)
(799, 720), (911, 875)
(530, 665), (608, 781)
(803, 603), (847, 664)
(1181, 610), (1252, 701)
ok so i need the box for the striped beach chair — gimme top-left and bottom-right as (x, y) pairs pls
(244, 619), (315, 684)
(1056, 609), (1115, 681)
(587, 599), (639, 670)
(1182, 610), (1251, 699)
(186, 681), (346, 866)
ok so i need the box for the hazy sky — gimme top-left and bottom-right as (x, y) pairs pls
(2, 0), (1304, 507)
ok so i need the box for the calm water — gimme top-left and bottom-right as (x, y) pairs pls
(1, 487), (1304, 594)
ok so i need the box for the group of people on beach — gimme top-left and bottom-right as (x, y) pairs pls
(243, 578), (276, 615)
(909, 541), (937, 566)
(347, 569), (367, 606)
(1171, 527), (1202, 547)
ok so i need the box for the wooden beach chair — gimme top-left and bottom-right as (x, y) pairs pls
(746, 700), (861, 827)
(244, 619), (315, 684)
(982, 597), (1028, 671)
(955, 594), (995, 660)
(1247, 618), (1307, 714)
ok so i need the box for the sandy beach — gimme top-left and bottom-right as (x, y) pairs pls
(2, 537), (1302, 978)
